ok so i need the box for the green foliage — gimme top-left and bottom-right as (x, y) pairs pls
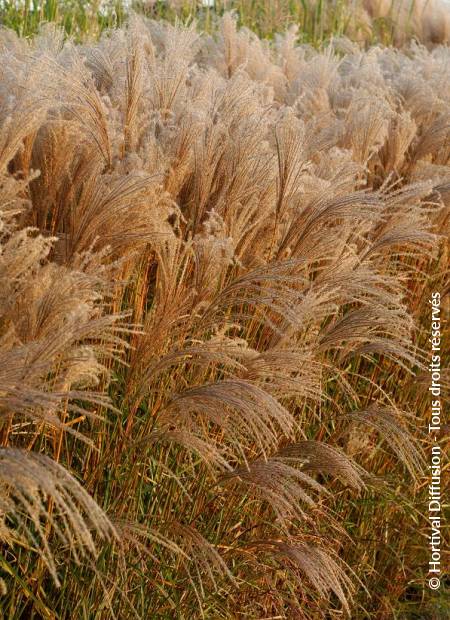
(0, 0), (441, 45)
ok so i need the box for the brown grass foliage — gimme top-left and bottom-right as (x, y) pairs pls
(364, 0), (450, 46)
(0, 13), (449, 619)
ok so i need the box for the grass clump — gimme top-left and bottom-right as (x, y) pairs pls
(0, 8), (449, 620)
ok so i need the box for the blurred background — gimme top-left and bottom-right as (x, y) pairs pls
(0, 0), (449, 46)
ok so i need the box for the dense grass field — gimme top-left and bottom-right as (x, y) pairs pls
(0, 2), (449, 619)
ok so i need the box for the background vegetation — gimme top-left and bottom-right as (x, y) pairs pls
(0, 2), (449, 619)
(0, 0), (449, 45)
